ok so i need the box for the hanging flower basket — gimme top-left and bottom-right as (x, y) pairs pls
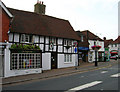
(65, 46), (70, 49)
(73, 41), (78, 47)
(91, 45), (101, 50)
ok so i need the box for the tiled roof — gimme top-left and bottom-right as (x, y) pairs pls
(8, 8), (80, 40)
(104, 39), (113, 47)
(113, 36), (120, 44)
(81, 30), (103, 41)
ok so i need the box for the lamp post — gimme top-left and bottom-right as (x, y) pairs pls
(91, 45), (101, 66)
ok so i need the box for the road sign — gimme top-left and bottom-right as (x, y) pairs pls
(74, 48), (77, 53)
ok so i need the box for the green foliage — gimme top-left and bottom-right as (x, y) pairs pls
(10, 44), (40, 50)
(10, 44), (17, 49)
(34, 45), (40, 50)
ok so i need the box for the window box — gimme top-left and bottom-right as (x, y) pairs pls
(10, 48), (41, 53)
(10, 44), (41, 53)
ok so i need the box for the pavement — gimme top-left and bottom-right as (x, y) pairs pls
(2, 59), (119, 85)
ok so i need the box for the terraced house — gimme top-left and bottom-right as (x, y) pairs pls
(0, 1), (79, 77)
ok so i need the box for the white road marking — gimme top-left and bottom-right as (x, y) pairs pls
(111, 73), (120, 78)
(101, 71), (108, 74)
(68, 81), (102, 91)
(81, 76), (84, 78)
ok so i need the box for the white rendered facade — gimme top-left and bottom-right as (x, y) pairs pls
(88, 40), (104, 62)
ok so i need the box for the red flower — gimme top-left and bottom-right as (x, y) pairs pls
(91, 45), (101, 50)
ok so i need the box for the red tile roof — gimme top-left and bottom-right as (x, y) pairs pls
(104, 39), (113, 47)
(8, 8), (80, 40)
(113, 36), (120, 44)
(81, 30), (103, 41)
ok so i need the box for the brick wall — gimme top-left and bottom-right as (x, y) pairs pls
(0, 9), (10, 42)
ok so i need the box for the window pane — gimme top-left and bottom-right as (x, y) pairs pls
(64, 55), (66, 62)
(70, 55), (72, 62)
(11, 53), (41, 70)
(67, 55), (69, 62)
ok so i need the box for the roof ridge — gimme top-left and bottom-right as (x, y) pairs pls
(7, 7), (68, 22)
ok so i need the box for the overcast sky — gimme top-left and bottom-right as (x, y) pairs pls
(3, 0), (119, 40)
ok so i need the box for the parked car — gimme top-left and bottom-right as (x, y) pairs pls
(110, 55), (118, 60)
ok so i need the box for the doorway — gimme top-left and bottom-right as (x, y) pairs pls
(51, 52), (57, 69)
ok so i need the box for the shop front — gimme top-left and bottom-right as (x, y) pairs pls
(78, 47), (89, 65)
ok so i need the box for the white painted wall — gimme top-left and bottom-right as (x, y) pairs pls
(40, 36), (44, 43)
(0, 48), (3, 77)
(40, 44), (44, 52)
(34, 35), (39, 43)
(58, 38), (62, 44)
(88, 40), (104, 62)
(4, 44), (42, 78)
(53, 46), (56, 51)
(46, 37), (49, 44)
(42, 53), (51, 70)
(88, 40), (104, 51)
(58, 46), (62, 52)
(9, 33), (13, 42)
(58, 54), (77, 68)
(45, 45), (49, 51)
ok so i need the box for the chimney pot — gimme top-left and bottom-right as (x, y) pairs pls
(103, 37), (106, 40)
(39, 1), (41, 4)
(37, 0), (39, 3)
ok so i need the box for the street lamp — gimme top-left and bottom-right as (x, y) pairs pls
(91, 45), (101, 66)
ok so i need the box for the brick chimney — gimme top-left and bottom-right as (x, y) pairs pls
(103, 37), (106, 40)
(34, 0), (46, 14)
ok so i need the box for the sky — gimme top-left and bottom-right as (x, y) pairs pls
(2, 0), (119, 40)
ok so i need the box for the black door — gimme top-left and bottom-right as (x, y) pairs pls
(51, 52), (57, 69)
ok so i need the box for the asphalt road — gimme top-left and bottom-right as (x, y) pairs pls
(2, 62), (119, 91)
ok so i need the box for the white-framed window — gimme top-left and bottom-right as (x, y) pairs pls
(64, 54), (66, 62)
(64, 39), (72, 46)
(68, 40), (72, 46)
(115, 44), (117, 47)
(64, 54), (72, 62)
(50, 37), (56, 44)
(11, 53), (41, 70)
(21, 34), (33, 43)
